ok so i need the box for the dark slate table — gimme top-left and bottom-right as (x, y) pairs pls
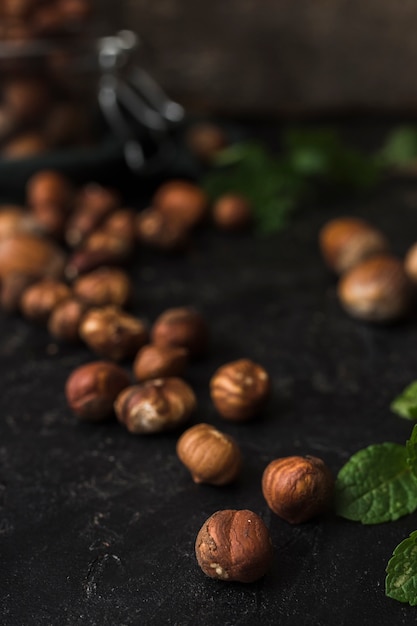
(2, 148), (417, 625)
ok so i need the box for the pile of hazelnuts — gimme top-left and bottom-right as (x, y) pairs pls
(320, 216), (417, 323)
(0, 168), (336, 585)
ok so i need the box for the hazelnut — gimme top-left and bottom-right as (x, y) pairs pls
(133, 344), (188, 381)
(79, 306), (148, 361)
(176, 423), (242, 485)
(153, 180), (208, 229)
(2, 133), (49, 159)
(136, 208), (188, 251)
(102, 209), (137, 243)
(0, 207), (40, 241)
(319, 217), (389, 275)
(58, 0), (92, 22)
(65, 361), (130, 421)
(185, 122), (227, 162)
(337, 254), (411, 322)
(3, 78), (50, 124)
(151, 307), (209, 358)
(48, 297), (88, 342)
(27, 170), (73, 214)
(404, 241), (417, 283)
(210, 359), (271, 421)
(114, 378), (196, 434)
(0, 234), (66, 280)
(195, 509), (273, 583)
(72, 268), (132, 308)
(65, 231), (133, 279)
(262, 456), (334, 524)
(20, 278), (71, 324)
(65, 185), (120, 247)
(212, 194), (252, 231)
(0, 272), (36, 313)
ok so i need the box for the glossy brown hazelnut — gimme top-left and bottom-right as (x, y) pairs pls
(210, 359), (271, 421)
(153, 180), (208, 229)
(212, 194), (252, 231)
(151, 307), (209, 358)
(185, 122), (227, 162)
(48, 297), (88, 342)
(0, 234), (66, 280)
(79, 306), (148, 361)
(2, 133), (49, 159)
(114, 378), (196, 434)
(177, 423), (242, 485)
(65, 361), (130, 421)
(262, 456), (334, 524)
(337, 254), (411, 322)
(195, 509), (273, 583)
(27, 170), (73, 214)
(72, 268), (132, 308)
(319, 217), (389, 275)
(20, 278), (71, 323)
(136, 208), (188, 251)
(133, 344), (188, 381)
(0, 272), (36, 313)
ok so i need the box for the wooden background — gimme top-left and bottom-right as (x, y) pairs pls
(122, 0), (417, 117)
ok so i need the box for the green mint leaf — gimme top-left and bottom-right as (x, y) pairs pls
(406, 425), (417, 478)
(391, 381), (417, 420)
(335, 443), (417, 524)
(386, 531), (417, 605)
(380, 127), (417, 167)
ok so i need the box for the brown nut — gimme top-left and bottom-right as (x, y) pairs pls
(153, 180), (208, 229)
(79, 306), (148, 361)
(0, 207), (40, 241)
(0, 234), (66, 280)
(102, 209), (137, 243)
(262, 456), (334, 524)
(65, 230), (133, 279)
(176, 423), (242, 485)
(58, 0), (92, 22)
(72, 268), (132, 308)
(404, 241), (417, 283)
(0, 272), (36, 313)
(195, 509), (273, 583)
(212, 194), (252, 231)
(337, 254), (411, 322)
(48, 297), (88, 342)
(133, 344), (188, 382)
(319, 217), (389, 275)
(20, 278), (71, 324)
(3, 78), (51, 124)
(65, 361), (130, 421)
(114, 378), (196, 434)
(185, 122), (227, 162)
(136, 207), (189, 251)
(151, 307), (209, 358)
(27, 170), (73, 214)
(2, 133), (49, 159)
(65, 184), (121, 246)
(210, 358), (271, 421)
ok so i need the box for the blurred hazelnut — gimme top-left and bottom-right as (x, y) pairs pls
(0, 272), (36, 313)
(65, 185), (121, 247)
(337, 254), (411, 322)
(2, 133), (49, 159)
(262, 456), (334, 524)
(0, 234), (66, 280)
(133, 344), (188, 382)
(114, 378), (196, 434)
(185, 122), (227, 162)
(48, 297), (88, 342)
(65, 361), (130, 421)
(3, 0), (35, 19)
(177, 423), (242, 485)
(153, 180), (208, 228)
(33, 4), (64, 35)
(27, 170), (73, 214)
(0, 207), (40, 241)
(20, 278), (71, 324)
(404, 241), (417, 283)
(79, 306), (148, 361)
(136, 208), (189, 251)
(210, 358), (271, 421)
(58, 0), (92, 22)
(319, 217), (389, 275)
(3, 77), (51, 124)
(195, 509), (273, 583)
(72, 268), (132, 308)
(151, 307), (209, 358)
(102, 209), (137, 243)
(212, 194), (252, 231)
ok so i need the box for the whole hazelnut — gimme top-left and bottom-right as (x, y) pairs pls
(0, 272), (36, 313)
(20, 278), (71, 324)
(185, 122), (227, 162)
(151, 307), (209, 358)
(48, 297), (88, 342)
(133, 344), (188, 381)
(72, 268), (132, 308)
(79, 306), (148, 361)
(27, 170), (73, 214)
(176, 423), (242, 485)
(212, 194), (252, 231)
(65, 185), (120, 247)
(65, 230), (133, 279)
(0, 207), (40, 241)
(404, 241), (417, 283)
(210, 359), (271, 421)
(337, 255), (411, 322)
(153, 180), (208, 229)
(0, 234), (66, 280)
(65, 361), (130, 421)
(195, 509), (273, 583)
(136, 208), (188, 251)
(319, 217), (389, 275)
(102, 209), (137, 243)
(114, 378), (196, 434)
(262, 455), (334, 524)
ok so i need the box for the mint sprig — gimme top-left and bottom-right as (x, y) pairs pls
(386, 531), (417, 605)
(391, 381), (417, 420)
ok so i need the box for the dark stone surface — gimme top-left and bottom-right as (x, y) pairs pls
(2, 140), (417, 624)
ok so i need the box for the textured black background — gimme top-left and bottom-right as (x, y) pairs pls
(2, 127), (417, 625)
